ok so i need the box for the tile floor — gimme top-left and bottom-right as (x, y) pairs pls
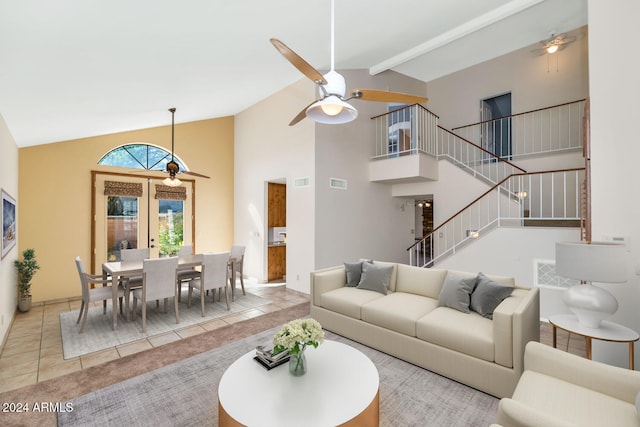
(0, 283), (308, 394)
(0, 283), (585, 395)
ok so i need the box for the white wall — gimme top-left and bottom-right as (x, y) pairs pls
(426, 26), (589, 130)
(313, 70), (427, 269)
(235, 69), (427, 292)
(234, 79), (316, 293)
(588, 0), (640, 368)
(0, 113), (18, 345)
(392, 160), (493, 226)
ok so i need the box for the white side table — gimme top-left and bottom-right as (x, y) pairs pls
(549, 314), (639, 369)
(218, 340), (380, 426)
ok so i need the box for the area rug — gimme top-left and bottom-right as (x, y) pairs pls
(57, 329), (499, 426)
(60, 291), (270, 359)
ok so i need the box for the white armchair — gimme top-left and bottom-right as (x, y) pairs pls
(495, 341), (640, 427)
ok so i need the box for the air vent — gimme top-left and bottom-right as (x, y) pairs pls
(534, 259), (580, 289)
(329, 178), (347, 190)
(294, 177), (310, 188)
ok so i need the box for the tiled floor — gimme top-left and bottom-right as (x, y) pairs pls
(0, 282), (585, 395)
(0, 283), (308, 394)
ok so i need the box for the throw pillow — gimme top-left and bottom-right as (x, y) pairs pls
(356, 262), (393, 295)
(470, 272), (514, 319)
(438, 273), (478, 313)
(344, 260), (373, 286)
(344, 262), (364, 286)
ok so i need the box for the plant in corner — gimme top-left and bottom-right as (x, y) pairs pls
(273, 318), (324, 376)
(14, 248), (40, 312)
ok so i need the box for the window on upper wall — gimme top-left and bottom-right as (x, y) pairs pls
(98, 143), (187, 172)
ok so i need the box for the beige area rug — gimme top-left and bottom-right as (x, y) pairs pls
(60, 291), (271, 359)
(1, 301), (310, 427)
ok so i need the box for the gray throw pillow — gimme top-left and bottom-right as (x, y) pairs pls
(470, 272), (514, 319)
(356, 262), (392, 295)
(344, 260), (373, 286)
(344, 262), (363, 286)
(438, 273), (478, 313)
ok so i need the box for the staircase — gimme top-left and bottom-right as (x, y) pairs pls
(370, 99), (588, 267)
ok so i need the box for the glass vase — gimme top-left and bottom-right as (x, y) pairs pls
(289, 349), (307, 376)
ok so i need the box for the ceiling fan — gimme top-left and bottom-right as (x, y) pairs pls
(270, 0), (427, 126)
(162, 107), (210, 187)
(532, 32), (577, 55)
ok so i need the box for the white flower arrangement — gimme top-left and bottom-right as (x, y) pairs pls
(273, 318), (325, 355)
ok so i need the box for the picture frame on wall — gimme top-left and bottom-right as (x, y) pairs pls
(2, 188), (16, 259)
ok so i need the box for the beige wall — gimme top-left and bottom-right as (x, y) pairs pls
(18, 116), (234, 302)
(0, 113), (19, 343)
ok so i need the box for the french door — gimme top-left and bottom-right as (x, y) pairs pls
(92, 172), (193, 273)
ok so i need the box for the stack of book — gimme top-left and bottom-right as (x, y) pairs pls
(253, 345), (290, 370)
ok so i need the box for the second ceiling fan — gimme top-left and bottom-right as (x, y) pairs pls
(270, 0), (428, 126)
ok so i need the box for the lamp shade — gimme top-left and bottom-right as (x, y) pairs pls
(555, 241), (627, 283)
(306, 96), (358, 124)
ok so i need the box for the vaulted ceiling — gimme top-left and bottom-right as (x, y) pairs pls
(0, 0), (587, 147)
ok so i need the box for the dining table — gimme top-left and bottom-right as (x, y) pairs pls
(102, 254), (203, 330)
(101, 253), (240, 330)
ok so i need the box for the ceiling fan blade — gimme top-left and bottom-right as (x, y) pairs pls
(270, 38), (327, 85)
(181, 170), (210, 179)
(289, 100), (318, 126)
(351, 89), (427, 104)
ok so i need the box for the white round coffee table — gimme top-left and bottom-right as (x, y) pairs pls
(218, 340), (379, 427)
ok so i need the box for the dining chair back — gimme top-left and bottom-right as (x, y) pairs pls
(188, 252), (230, 315)
(132, 256), (180, 332)
(75, 256), (124, 333)
(178, 245), (193, 256)
(121, 247), (149, 261)
(229, 245), (246, 298)
(119, 248), (149, 319)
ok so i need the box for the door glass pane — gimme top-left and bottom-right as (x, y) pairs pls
(107, 196), (139, 261)
(158, 199), (184, 256)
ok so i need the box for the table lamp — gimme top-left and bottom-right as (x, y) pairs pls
(555, 241), (627, 328)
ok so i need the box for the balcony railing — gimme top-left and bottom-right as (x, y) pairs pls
(408, 168), (585, 267)
(371, 104), (439, 159)
(451, 99), (586, 159)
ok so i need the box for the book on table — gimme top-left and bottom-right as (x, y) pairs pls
(254, 345), (290, 369)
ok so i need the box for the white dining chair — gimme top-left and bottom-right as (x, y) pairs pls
(176, 244), (200, 301)
(75, 256), (124, 333)
(228, 245), (246, 300)
(132, 256), (180, 333)
(120, 247), (150, 319)
(188, 252), (230, 315)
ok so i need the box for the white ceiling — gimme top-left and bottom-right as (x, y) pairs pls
(0, 0), (587, 147)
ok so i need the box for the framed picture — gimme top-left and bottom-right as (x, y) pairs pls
(2, 189), (16, 259)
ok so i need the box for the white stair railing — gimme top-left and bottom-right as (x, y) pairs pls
(437, 126), (525, 185)
(371, 104), (439, 159)
(451, 99), (586, 159)
(408, 168), (585, 267)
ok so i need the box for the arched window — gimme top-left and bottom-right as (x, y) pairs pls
(98, 143), (188, 172)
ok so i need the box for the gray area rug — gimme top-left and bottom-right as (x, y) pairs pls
(57, 329), (499, 426)
(60, 291), (270, 359)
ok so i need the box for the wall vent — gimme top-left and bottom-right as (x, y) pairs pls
(534, 259), (580, 289)
(329, 178), (347, 190)
(294, 177), (310, 188)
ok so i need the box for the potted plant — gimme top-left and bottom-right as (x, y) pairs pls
(14, 248), (40, 312)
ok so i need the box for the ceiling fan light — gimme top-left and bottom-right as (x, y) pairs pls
(320, 102), (343, 116)
(306, 95), (358, 124)
(163, 176), (182, 187)
(546, 44), (559, 54)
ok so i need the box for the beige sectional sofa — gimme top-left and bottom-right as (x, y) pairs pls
(495, 341), (640, 427)
(310, 261), (540, 398)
